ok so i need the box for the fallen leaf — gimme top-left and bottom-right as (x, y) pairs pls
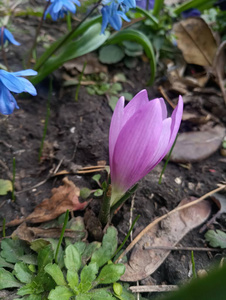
(173, 17), (217, 66)
(0, 179), (12, 195)
(170, 125), (225, 163)
(6, 177), (88, 227)
(121, 197), (211, 281)
(213, 40), (226, 104)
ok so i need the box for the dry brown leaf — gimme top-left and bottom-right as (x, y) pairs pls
(6, 177), (88, 227)
(213, 40), (226, 104)
(173, 17), (217, 66)
(121, 197), (211, 282)
(170, 125), (225, 163)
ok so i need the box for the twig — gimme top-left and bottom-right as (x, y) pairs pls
(159, 86), (176, 109)
(129, 194), (135, 242)
(130, 285), (178, 293)
(115, 184), (226, 263)
(143, 246), (219, 252)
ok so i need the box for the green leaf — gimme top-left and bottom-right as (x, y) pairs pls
(37, 245), (54, 272)
(113, 283), (122, 296)
(81, 242), (101, 266)
(80, 188), (92, 199)
(96, 263), (125, 284)
(205, 230), (226, 248)
(0, 268), (22, 289)
(0, 179), (12, 195)
(1, 239), (24, 263)
(88, 288), (117, 299)
(14, 262), (33, 283)
(32, 23), (110, 85)
(92, 174), (101, 183)
(48, 286), (74, 300)
(94, 189), (103, 197)
(79, 262), (98, 293)
(0, 255), (14, 269)
(134, 7), (158, 26)
(108, 96), (119, 111)
(174, 0), (216, 14)
(44, 263), (67, 286)
(64, 244), (81, 272)
(152, 0), (164, 16)
(99, 45), (125, 64)
(67, 269), (79, 290)
(107, 29), (156, 85)
(91, 227), (118, 268)
(30, 239), (50, 252)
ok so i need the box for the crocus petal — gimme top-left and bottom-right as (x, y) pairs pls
(0, 83), (19, 115)
(111, 99), (163, 195)
(3, 28), (20, 46)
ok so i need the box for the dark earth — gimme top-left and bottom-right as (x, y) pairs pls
(0, 8), (226, 299)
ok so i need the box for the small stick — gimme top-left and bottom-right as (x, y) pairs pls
(115, 184), (226, 263)
(143, 245), (219, 252)
(130, 285), (178, 293)
(159, 86), (176, 109)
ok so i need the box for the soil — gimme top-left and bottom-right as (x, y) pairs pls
(0, 9), (226, 299)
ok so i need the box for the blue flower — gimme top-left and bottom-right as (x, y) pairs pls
(0, 69), (37, 115)
(136, 0), (154, 10)
(101, 1), (131, 33)
(44, 0), (81, 21)
(181, 8), (201, 18)
(1, 27), (20, 46)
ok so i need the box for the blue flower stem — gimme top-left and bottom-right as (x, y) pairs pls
(75, 61), (86, 101)
(11, 157), (16, 202)
(1, 27), (9, 71)
(38, 78), (52, 162)
(67, 12), (72, 31)
(35, 0), (102, 72)
(26, 0), (51, 68)
(55, 210), (69, 264)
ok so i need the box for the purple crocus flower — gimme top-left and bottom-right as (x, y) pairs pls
(0, 69), (37, 115)
(0, 27), (20, 46)
(109, 89), (183, 205)
(136, 0), (154, 10)
(181, 8), (201, 18)
(44, 0), (81, 21)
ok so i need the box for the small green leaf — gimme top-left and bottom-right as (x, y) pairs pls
(79, 262), (98, 293)
(81, 242), (101, 266)
(65, 244), (81, 271)
(14, 262), (33, 283)
(94, 189), (103, 197)
(120, 92), (133, 101)
(30, 239), (50, 252)
(91, 227), (118, 267)
(0, 255), (14, 269)
(96, 263), (125, 284)
(1, 239), (24, 263)
(67, 269), (79, 290)
(109, 96), (119, 111)
(113, 283), (123, 296)
(99, 45), (125, 64)
(0, 268), (22, 289)
(92, 174), (101, 183)
(88, 288), (117, 299)
(80, 188), (92, 199)
(205, 230), (226, 248)
(37, 245), (54, 272)
(44, 263), (67, 286)
(48, 286), (74, 300)
(0, 179), (12, 195)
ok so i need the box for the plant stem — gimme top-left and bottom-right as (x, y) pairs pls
(38, 77), (52, 162)
(26, 0), (51, 68)
(99, 185), (112, 226)
(2, 218), (6, 237)
(55, 210), (69, 264)
(66, 12), (72, 31)
(75, 61), (87, 101)
(12, 157), (16, 201)
(35, 0), (102, 72)
(1, 27), (9, 71)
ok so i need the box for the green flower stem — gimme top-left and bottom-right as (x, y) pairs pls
(99, 185), (112, 226)
(55, 210), (69, 264)
(26, 0), (51, 68)
(11, 157), (16, 202)
(35, 0), (102, 72)
(110, 184), (138, 220)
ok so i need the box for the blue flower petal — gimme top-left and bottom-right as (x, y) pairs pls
(12, 69), (38, 77)
(0, 83), (19, 115)
(0, 70), (24, 93)
(1, 28), (20, 46)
